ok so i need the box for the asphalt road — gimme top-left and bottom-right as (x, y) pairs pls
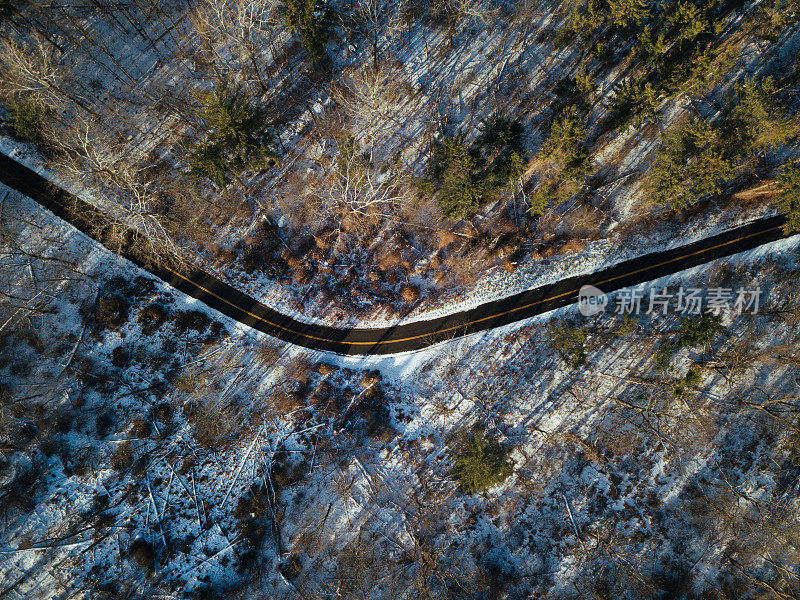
(0, 150), (794, 355)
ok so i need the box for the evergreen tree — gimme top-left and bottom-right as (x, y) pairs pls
(542, 107), (594, 181)
(667, 0), (715, 43)
(0, 0), (13, 22)
(649, 117), (730, 211)
(282, 0), (327, 63)
(8, 94), (50, 148)
(473, 116), (525, 193)
(574, 61), (597, 105)
(606, 77), (660, 128)
(428, 119), (526, 220)
(430, 135), (480, 220)
(609, 0), (652, 27)
(188, 81), (278, 187)
(727, 78), (793, 156)
(777, 162), (800, 233)
(450, 424), (513, 494)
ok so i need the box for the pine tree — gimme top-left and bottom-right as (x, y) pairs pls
(727, 77), (793, 156)
(283, 0), (327, 63)
(542, 107), (594, 181)
(777, 163), (800, 233)
(667, 0), (717, 43)
(8, 94), (50, 148)
(606, 77), (660, 128)
(450, 424), (513, 494)
(430, 136), (480, 220)
(609, 0), (652, 27)
(188, 81), (278, 187)
(649, 117), (730, 211)
(0, 0), (13, 22)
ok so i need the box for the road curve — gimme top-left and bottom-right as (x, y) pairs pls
(0, 150), (794, 355)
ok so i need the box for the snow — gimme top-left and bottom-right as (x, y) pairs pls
(1, 3), (800, 597)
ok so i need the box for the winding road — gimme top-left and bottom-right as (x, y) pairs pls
(0, 150), (794, 355)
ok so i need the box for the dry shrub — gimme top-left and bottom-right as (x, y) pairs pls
(400, 284), (420, 303)
(360, 370), (382, 388)
(129, 419), (151, 438)
(558, 238), (587, 255)
(96, 411), (114, 437)
(436, 230), (456, 249)
(110, 441), (134, 471)
(94, 295), (129, 330)
(213, 245), (238, 266)
(187, 400), (240, 449)
(234, 483), (271, 546)
(173, 310), (210, 334)
(137, 304), (168, 335)
(271, 390), (303, 413)
(111, 346), (129, 368)
(174, 372), (199, 394)
(313, 232), (334, 251)
(271, 451), (307, 487)
(316, 362), (336, 375)
(255, 342), (280, 365)
(128, 539), (155, 575)
(293, 267), (313, 285)
(559, 203), (606, 239)
(377, 248), (401, 271)
(287, 355), (312, 386)
(153, 402), (173, 425)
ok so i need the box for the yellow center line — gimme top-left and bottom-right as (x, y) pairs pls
(162, 224), (784, 346)
(2, 162), (787, 349)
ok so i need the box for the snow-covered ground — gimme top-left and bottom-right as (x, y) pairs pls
(2, 170), (799, 598)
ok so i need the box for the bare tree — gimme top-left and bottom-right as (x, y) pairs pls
(191, 0), (282, 94)
(308, 139), (412, 232)
(49, 115), (186, 269)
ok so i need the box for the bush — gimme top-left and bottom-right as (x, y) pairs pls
(187, 81), (278, 187)
(153, 402), (174, 425)
(655, 314), (723, 371)
(450, 424), (513, 493)
(94, 295), (129, 330)
(110, 441), (134, 471)
(130, 419), (151, 438)
(255, 342), (280, 365)
(111, 346), (129, 368)
(96, 411), (114, 437)
(173, 310), (210, 334)
(547, 318), (588, 368)
(282, 0), (328, 63)
(649, 117), (730, 211)
(234, 483), (272, 546)
(776, 162), (800, 233)
(188, 401), (238, 449)
(137, 304), (168, 335)
(128, 539), (156, 575)
(400, 284), (420, 302)
(8, 94), (50, 148)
